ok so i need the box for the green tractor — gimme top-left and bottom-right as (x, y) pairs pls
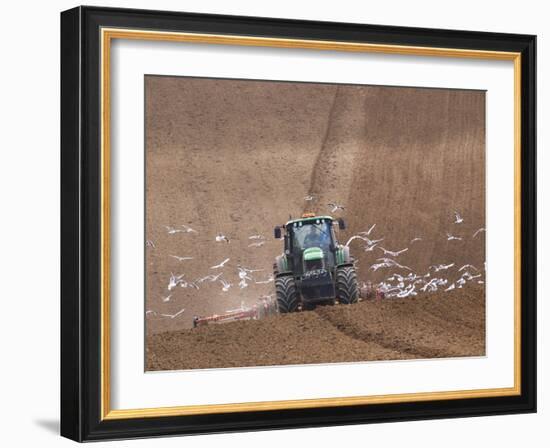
(273, 213), (359, 312)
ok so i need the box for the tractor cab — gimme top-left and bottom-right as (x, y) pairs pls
(274, 214), (343, 275)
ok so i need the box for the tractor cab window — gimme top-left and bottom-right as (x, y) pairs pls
(291, 220), (332, 251)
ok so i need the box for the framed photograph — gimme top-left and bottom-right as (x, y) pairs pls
(60, 6), (536, 441)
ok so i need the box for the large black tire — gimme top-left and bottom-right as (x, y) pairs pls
(275, 276), (299, 313)
(336, 266), (359, 304)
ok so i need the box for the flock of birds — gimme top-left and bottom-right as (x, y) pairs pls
(146, 225), (275, 319)
(146, 202), (485, 319)
(346, 210), (486, 299)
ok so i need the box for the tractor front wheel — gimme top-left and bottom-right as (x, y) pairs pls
(336, 266), (359, 305)
(275, 276), (299, 313)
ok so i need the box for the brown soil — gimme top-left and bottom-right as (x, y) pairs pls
(146, 284), (485, 371)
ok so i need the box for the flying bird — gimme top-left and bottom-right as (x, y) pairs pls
(345, 235), (383, 248)
(304, 195), (315, 201)
(237, 269), (252, 282)
(396, 284), (417, 298)
(421, 278), (447, 292)
(410, 237), (422, 244)
(358, 224), (376, 236)
(327, 202), (345, 213)
(459, 264), (478, 272)
(238, 266), (263, 274)
(180, 224), (197, 233)
(378, 247), (408, 257)
(430, 263), (455, 272)
(447, 233), (463, 241)
(472, 228), (486, 238)
(445, 283), (456, 292)
(180, 280), (199, 290)
(162, 294), (172, 303)
(165, 226), (184, 234)
(146, 240), (155, 248)
(197, 273), (223, 283)
(170, 255), (193, 262)
(453, 211), (464, 224)
(371, 258), (412, 272)
(215, 233), (230, 243)
(461, 271), (482, 281)
(345, 235), (368, 247)
(220, 279), (232, 292)
(248, 234), (265, 240)
(159, 308), (185, 319)
(210, 258), (230, 269)
(248, 241), (265, 248)
(167, 273), (184, 291)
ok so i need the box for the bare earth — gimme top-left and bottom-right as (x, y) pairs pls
(147, 285), (485, 370)
(144, 76), (485, 370)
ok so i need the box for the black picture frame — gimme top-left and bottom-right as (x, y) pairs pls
(61, 5), (536, 442)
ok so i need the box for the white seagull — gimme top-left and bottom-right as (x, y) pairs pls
(165, 226), (184, 234)
(197, 273), (223, 283)
(237, 269), (252, 281)
(170, 255), (193, 262)
(371, 258), (412, 272)
(238, 266), (263, 274)
(447, 233), (463, 241)
(180, 224), (197, 233)
(421, 278), (447, 292)
(220, 279), (232, 292)
(379, 247), (408, 257)
(459, 264), (478, 272)
(327, 202), (345, 213)
(358, 224), (376, 236)
(453, 211), (464, 224)
(248, 241), (265, 248)
(180, 280), (199, 290)
(472, 228), (486, 238)
(430, 263), (455, 272)
(345, 235), (383, 248)
(210, 258), (230, 269)
(168, 273), (184, 291)
(215, 233), (230, 243)
(396, 284), (417, 298)
(159, 308), (185, 319)
(445, 283), (456, 292)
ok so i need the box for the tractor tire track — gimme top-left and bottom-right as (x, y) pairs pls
(314, 306), (453, 359)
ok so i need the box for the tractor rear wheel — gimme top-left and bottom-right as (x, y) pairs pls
(275, 276), (299, 313)
(336, 266), (359, 305)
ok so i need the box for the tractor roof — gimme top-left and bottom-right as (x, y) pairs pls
(285, 215), (334, 227)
